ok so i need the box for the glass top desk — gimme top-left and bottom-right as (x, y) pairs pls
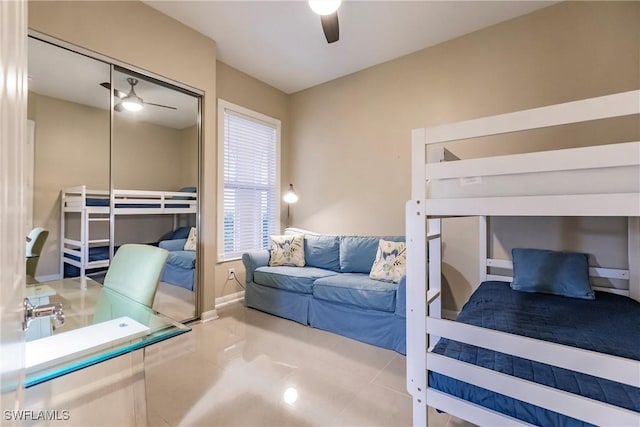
(24, 277), (190, 388)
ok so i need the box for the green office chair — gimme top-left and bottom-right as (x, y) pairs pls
(102, 244), (169, 308)
(26, 227), (49, 279)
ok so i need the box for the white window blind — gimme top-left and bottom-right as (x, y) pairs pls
(220, 104), (279, 261)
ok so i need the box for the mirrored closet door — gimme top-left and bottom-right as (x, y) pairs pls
(111, 67), (200, 321)
(27, 35), (201, 328)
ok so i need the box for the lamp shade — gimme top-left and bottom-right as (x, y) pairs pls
(283, 184), (299, 204)
(308, 0), (341, 16)
(121, 95), (143, 111)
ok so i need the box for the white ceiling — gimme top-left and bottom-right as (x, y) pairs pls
(144, 0), (556, 94)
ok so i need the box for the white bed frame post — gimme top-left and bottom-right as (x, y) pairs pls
(630, 217), (640, 302)
(406, 129), (428, 426)
(80, 186), (87, 278)
(479, 216), (487, 282)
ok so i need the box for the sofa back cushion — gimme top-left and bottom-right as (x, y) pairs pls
(304, 235), (341, 272)
(340, 235), (405, 273)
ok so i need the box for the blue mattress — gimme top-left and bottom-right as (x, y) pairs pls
(63, 245), (112, 278)
(429, 281), (640, 427)
(85, 198), (190, 208)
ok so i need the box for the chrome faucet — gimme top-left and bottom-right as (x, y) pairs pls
(23, 298), (65, 331)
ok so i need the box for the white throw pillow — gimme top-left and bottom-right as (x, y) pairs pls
(183, 227), (197, 251)
(269, 234), (305, 267)
(369, 239), (406, 283)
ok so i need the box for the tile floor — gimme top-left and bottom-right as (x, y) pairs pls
(144, 302), (475, 427)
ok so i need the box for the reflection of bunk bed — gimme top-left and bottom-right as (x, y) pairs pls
(406, 90), (640, 426)
(60, 185), (197, 278)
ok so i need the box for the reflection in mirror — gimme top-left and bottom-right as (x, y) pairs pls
(111, 68), (199, 322)
(27, 38), (201, 345)
(26, 37), (111, 340)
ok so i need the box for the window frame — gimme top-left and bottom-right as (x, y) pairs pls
(217, 99), (281, 262)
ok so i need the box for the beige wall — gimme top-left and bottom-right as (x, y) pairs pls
(29, 0), (217, 312)
(289, 2), (640, 310)
(29, 93), (110, 277)
(215, 60), (290, 298)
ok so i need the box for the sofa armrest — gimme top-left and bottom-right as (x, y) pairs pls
(159, 238), (187, 252)
(242, 250), (270, 283)
(395, 276), (406, 318)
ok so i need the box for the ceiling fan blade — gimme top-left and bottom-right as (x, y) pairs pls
(320, 12), (339, 44)
(99, 82), (126, 98)
(144, 102), (177, 110)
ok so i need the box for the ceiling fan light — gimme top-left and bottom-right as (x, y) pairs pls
(308, 0), (341, 16)
(121, 96), (143, 112)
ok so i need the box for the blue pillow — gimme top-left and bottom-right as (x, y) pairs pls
(511, 248), (594, 300)
(172, 226), (193, 240)
(304, 235), (341, 272)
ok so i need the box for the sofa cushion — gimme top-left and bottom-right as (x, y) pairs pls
(254, 266), (338, 294)
(313, 273), (398, 312)
(166, 250), (196, 269)
(340, 236), (405, 273)
(304, 235), (341, 272)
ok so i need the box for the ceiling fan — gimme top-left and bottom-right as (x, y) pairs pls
(309, 0), (341, 44)
(100, 77), (177, 112)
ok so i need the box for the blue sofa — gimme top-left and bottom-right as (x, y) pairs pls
(157, 227), (196, 291)
(242, 232), (406, 354)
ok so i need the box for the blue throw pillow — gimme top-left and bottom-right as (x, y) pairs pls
(304, 235), (341, 272)
(172, 226), (193, 240)
(511, 248), (594, 300)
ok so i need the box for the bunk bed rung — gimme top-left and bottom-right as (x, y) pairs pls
(426, 141), (640, 180)
(486, 258), (630, 280)
(88, 239), (110, 244)
(426, 389), (534, 427)
(88, 217), (110, 222)
(62, 258), (82, 268)
(426, 317), (640, 387)
(425, 193), (640, 217)
(426, 354), (640, 427)
(422, 90), (640, 144)
(87, 260), (110, 268)
(63, 239), (82, 247)
(63, 248), (81, 257)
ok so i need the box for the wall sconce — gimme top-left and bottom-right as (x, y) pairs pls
(283, 184), (298, 228)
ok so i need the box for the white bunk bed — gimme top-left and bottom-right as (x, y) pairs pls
(406, 90), (640, 426)
(60, 185), (197, 277)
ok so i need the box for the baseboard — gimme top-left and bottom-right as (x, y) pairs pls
(215, 290), (245, 310)
(36, 273), (62, 282)
(200, 309), (219, 323)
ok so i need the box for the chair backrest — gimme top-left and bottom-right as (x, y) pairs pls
(103, 244), (169, 308)
(26, 227), (49, 277)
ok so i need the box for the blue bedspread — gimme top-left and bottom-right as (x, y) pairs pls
(429, 281), (640, 427)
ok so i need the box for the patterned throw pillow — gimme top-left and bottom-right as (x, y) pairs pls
(269, 234), (305, 267)
(183, 227), (197, 251)
(369, 239), (406, 283)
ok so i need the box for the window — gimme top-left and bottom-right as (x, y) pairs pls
(218, 100), (280, 261)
